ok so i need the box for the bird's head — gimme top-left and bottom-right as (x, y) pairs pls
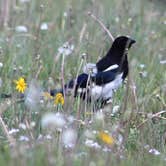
(112, 36), (136, 53)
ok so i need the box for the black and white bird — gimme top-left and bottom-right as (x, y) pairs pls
(50, 36), (136, 107)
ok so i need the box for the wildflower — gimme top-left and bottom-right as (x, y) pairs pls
(19, 0), (30, 3)
(9, 128), (19, 135)
(62, 128), (77, 148)
(14, 77), (27, 93)
(30, 121), (36, 128)
(111, 105), (120, 116)
(25, 80), (41, 110)
(139, 64), (146, 69)
(19, 135), (29, 142)
(19, 123), (26, 130)
(98, 131), (114, 145)
(40, 22), (48, 30)
(85, 139), (101, 149)
(160, 60), (166, 64)
(58, 42), (74, 56)
(15, 25), (28, 33)
(41, 112), (66, 130)
(45, 134), (52, 140)
(0, 62), (3, 68)
(0, 78), (2, 87)
(54, 93), (64, 105)
(149, 148), (160, 156)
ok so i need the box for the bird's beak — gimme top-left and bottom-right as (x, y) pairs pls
(131, 39), (136, 44)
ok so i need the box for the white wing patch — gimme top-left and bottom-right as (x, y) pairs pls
(103, 64), (119, 72)
(90, 73), (123, 101)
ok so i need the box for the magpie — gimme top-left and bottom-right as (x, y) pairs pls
(50, 36), (136, 107)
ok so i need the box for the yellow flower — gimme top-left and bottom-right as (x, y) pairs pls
(14, 77), (27, 93)
(54, 93), (64, 105)
(98, 131), (114, 145)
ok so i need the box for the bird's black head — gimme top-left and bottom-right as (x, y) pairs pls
(112, 36), (136, 53)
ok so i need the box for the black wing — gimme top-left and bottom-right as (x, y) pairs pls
(91, 68), (118, 85)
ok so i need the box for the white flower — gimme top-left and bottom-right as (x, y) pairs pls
(149, 148), (160, 156)
(67, 115), (75, 124)
(19, 135), (29, 142)
(102, 147), (112, 152)
(0, 78), (2, 87)
(30, 121), (36, 128)
(40, 22), (48, 30)
(84, 130), (95, 139)
(41, 112), (66, 130)
(139, 64), (146, 69)
(9, 128), (19, 135)
(19, 0), (30, 3)
(160, 60), (166, 64)
(58, 42), (74, 56)
(37, 134), (43, 140)
(15, 25), (28, 33)
(85, 139), (101, 149)
(19, 123), (26, 130)
(115, 17), (120, 23)
(45, 134), (52, 140)
(62, 128), (77, 148)
(112, 105), (120, 115)
(63, 12), (67, 17)
(0, 62), (3, 68)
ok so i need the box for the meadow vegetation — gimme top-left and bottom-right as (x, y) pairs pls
(0, 0), (165, 165)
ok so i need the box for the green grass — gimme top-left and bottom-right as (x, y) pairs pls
(0, 0), (166, 165)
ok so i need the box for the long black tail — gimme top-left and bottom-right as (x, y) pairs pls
(1, 93), (12, 98)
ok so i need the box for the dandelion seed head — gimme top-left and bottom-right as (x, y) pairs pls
(149, 148), (160, 156)
(19, 123), (26, 130)
(63, 12), (67, 17)
(19, 0), (30, 3)
(0, 62), (3, 68)
(0, 78), (2, 87)
(139, 64), (146, 69)
(41, 112), (66, 130)
(58, 42), (74, 56)
(84, 129), (95, 139)
(19, 135), (29, 142)
(15, 25), (28, 33)
(37, 134), (43, 141)
(112, 105), (120, 115)
(67, 115), (75, 124)
(40, 22), (48, 30)
(30, 121), (36, 128)
(9, 128), (20, 135)
(25, 80), (42, 111)
(62, 128), (77, 148)
(45, 134), (52, 140)
(115, 17), (120, 23)
(160, 60), (166, 64)
(85, 139), (101, 149)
